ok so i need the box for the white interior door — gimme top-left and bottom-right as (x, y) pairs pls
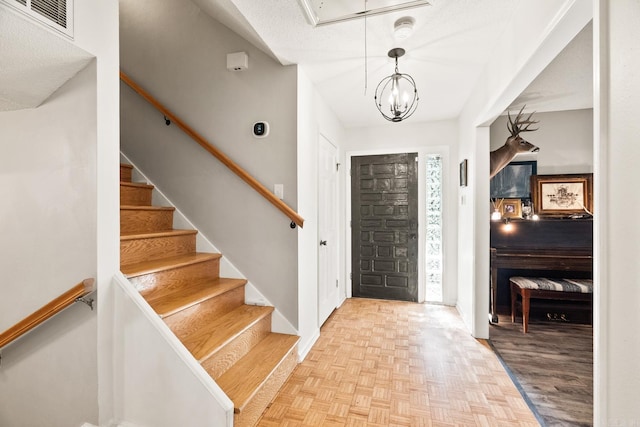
(318, 134), (339, 326)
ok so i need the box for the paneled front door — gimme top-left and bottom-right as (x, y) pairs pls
(351, 153), (419, 302)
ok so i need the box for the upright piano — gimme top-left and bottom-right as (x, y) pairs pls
(490, 219), (593, 323)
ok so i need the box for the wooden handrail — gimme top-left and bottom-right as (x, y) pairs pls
(0, 278), (95, 349)
(119, 72), (305, 228)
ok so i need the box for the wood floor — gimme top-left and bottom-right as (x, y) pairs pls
(490, 315), (593, 426)
(257, 298), (539, 426)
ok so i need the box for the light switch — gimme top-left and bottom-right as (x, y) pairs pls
(274, 184), (284, 199)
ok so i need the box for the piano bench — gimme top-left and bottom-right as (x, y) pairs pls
(510, 277), (593, 333)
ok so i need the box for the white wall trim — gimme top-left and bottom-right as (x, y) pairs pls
(296, 327), (320, 362)
(592, 1), (607, 423)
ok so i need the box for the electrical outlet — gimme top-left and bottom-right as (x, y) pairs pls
(274, 184), (284, 199)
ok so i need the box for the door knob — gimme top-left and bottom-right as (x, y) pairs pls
(320, 240), (327, 246)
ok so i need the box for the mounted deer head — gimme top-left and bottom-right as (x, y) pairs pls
(490, 106), (539, 178)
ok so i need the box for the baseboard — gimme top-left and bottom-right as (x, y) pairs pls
(297, 328), (320, 362)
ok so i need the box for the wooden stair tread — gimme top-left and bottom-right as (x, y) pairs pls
(120, 164), (133, 170)
(149, 277), (247, 318)
(120, 229), (197, 240)
(121, 252), (221, 278)
(121, 205), (175, 212)
(120, 181), (154, 189)
(182, 304), (274, 362)
(119, 163), (299, 421)
(217, 333), (299, 412)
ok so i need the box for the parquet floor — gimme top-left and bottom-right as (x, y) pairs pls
(257, 298), (539, 426)
(490, 315), (593, 426)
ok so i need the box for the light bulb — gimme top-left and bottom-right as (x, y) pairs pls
(491, 210), (502, 221)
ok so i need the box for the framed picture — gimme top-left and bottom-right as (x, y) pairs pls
(490, 161), (537, 198)
(531, 174), (593, 216)
(501, 198), (522, 219)
(459, 159), (468, 187)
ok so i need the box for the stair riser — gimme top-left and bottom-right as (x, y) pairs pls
(149, 278), (247, 318)
(121, 209), (174, 234)
(234, 346), (298, 427)
(120, 165), (133, 182)
(129, 258), (220, 298)
(121, 234), (196, 267)
(164, 286), (245, 339)
(202, 313), (271, 380)
(121, 185), (153, 206)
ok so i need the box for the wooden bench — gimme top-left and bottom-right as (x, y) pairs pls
(510, 276), (593, 333)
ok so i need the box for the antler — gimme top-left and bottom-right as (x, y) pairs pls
(507, 105), (539, 136)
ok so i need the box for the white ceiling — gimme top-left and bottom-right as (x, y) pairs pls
(198, 0), (593, 128)
(511, 22), (593, 114)
(0, 7), (93, 111)
(0, 0), (592, 122)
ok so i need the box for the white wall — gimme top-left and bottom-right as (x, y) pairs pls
(490, 108), (593, 175)
(343, 120), (459, 306)
(72, 1), (121, 424)
(457, 1), (592, 338)
(0, 62), (99, 427)
(594, 1), (640, 423)
(0, 0), (120, 423)
(296, 67), (346, 357)
(112, 274), (232, 426)
(119, 0), (299, 326)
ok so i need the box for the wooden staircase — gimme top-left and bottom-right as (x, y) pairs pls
(119, 163), (299, 426)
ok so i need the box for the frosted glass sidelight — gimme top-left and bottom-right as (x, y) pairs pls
(425, 155), (443, 302)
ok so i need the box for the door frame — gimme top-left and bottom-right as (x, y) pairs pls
(345, 146), (451, 303)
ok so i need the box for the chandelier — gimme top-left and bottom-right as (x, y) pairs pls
(374, 48), (419, 122)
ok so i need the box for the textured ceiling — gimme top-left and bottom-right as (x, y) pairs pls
(511, 22), (593, 114)
(0, 1), (591, 120)
(199, 0), (593, 128)
(0, 8), (93, 111)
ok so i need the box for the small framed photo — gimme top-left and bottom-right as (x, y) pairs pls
(531, 174), (593, 217)
(501, 198), (522, 218)
(459, 159), (468, 187)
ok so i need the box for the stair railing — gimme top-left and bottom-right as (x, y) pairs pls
(119, 72), (305, 229)
(0, 278), (95, 355)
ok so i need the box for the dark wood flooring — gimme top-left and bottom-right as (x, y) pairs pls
(490, 314), (593, 426)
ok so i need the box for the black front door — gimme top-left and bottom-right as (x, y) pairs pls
(351, 153), (419, 302)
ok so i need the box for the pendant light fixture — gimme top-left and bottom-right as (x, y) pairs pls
(374, 48), (419, 122)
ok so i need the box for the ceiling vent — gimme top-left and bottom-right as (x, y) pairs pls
(1, 0), (73, 38)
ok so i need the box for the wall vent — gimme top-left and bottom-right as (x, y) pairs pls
(1, 0), (73, 38)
